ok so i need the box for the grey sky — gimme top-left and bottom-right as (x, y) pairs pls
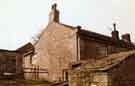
(0, 0), (135, 50)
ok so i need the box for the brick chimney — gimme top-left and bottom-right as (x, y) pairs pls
(49, 3), (59, 23)
(111, 23), (119, 40)
(122, 33), (131, 42)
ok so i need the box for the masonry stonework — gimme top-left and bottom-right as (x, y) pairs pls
(68, 51), (135, 86)
(34, 23), (78, 81)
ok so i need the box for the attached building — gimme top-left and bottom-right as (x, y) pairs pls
(69, 51), (135, 86)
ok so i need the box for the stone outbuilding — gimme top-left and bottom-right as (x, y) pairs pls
(16, 42), (35, 80)
(0, 49), (23, 79)
(68, 51), (135, 86)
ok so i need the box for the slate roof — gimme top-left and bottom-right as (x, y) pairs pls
(16, 42), (34, 56)
(78, 50), (135, 71)
(60, 23), (135, 49)
(79, 29), (135, 49)
(32, 21), (135, 52)
(36, 22), (135, 48)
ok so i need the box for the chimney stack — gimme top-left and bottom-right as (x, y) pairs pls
(49, 3), (60, 23)
(76, 25), (82, 29)
(122, 33), (131, 42)
(111, 23), (119, 40)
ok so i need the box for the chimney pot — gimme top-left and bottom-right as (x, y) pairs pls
(111, 23), (119, 40)
(76, 25), (82, 29)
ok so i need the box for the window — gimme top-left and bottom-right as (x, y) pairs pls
(91, 83), (97, 86)
(63, 69), (68, 81)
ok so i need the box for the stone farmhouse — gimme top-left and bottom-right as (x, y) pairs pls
(0, 2), (135, 86)
(21, 3), (135, 85)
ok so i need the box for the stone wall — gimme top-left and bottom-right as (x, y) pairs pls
(34, 22), (78, 81)
(68, 69), (108, 86)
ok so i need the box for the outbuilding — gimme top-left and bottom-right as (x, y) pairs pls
(69, 51), (135, 86)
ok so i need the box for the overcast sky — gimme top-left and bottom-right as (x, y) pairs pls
(0, 0), (135, 50)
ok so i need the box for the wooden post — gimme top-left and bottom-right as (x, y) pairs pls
(16, 53), (23, 79)
(37, 65), (39, 80)
(34, 66), (36, 80)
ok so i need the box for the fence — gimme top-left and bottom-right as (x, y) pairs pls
(23, 66), (48, 80)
